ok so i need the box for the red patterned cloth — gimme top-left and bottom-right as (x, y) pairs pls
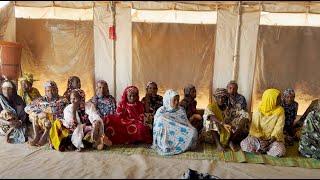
(104, 86), (152, 145)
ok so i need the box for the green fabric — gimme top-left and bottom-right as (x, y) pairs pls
(43, 141), (320, 169)
(102, 142), (320, 169)
(298, 110), (320, 160)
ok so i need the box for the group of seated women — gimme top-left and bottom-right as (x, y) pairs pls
(0, 73), (319, 160)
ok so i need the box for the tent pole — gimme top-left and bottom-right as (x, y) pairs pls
(111, 1), (117, 98)
(232, 1), (242, 81)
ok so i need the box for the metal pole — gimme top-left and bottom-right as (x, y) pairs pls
(110, 1), (117, 98)
(232, 1), (242, 81)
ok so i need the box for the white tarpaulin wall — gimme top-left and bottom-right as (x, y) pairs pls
(1, 1), (320, 113)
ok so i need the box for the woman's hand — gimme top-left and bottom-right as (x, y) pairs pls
(223, 123), (232, 133)
(268, 137), (276, 145)
(9, 120), (22, 128)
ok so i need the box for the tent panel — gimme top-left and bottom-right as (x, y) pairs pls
(16, 19), (95, 100)
(132, 22), (216, 108)
(252, 25), (320, 115)
(0, 2), (15, 41)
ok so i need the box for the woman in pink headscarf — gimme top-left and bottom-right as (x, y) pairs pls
(104, 86), (152, 145)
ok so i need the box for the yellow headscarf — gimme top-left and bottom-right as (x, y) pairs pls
(258, 88), (284, 116)
(18, 72), (38, 84)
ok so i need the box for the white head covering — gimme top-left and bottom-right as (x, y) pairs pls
(2, 81), (13, 88)
(163, 89), (179, 111)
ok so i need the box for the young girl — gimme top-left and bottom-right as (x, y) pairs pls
(141, 82), (163, 129)
(51, 89), (110, 151)
(104, 86), (152, 145)
(281, 88), (299, 146)
(179, 84), (203, 132)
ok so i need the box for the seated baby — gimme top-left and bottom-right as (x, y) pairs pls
(0, 109), (17, 143)
(28, 104), (53, 146)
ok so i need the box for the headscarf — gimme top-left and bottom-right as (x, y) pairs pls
(18, 72), (38, 84)
(1, 80), (18, 96)
(97, 80), (108, 86)
(66, 76), (81, 91)
(282, 88), (295, 99)
(258, 88), (284, 116)
(2, 81), (13, 88)
(44, 80), (59, 98)
(0, 80), (24, 111)
(183, 84), (196, 98)
(44, 80), (57, 89)
(70, 89), (85, 104)
(163, 89), (179, 112)
(227, 80), (238, 88)
(120, 86), (139, 106)
(96, 80), (109, 96)
(70, 89), (88, 124)
(63, 76), (84, 102)
(214, 88), (228, 98)
(146, 81), (158, 89)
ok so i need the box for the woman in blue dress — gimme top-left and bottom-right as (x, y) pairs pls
(152, 89), (198, 156)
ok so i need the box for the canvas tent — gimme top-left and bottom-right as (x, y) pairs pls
(1, 1), (320, 178)
(1, 1), (320, 114)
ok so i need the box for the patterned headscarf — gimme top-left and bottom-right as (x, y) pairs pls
(146, 81), (158, 89)
(120, 86), (139, 105)
(163, 89), (179, 111)
(66, 76), (81, 91)
(283, 88), (295, 98)
(44, 80), (57, 89)
(214, 88), (228, 98)
(44, 80), (58, 97)
(227, 80), (238, 88)
(96, 80), (109, 96)
(97, 80), (108, 87)
(70, 89), (85, 104)
(18, 72), (38, 84)
(183, 84), (196, 98)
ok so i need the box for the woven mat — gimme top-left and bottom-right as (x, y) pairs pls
(100, 142), (320, 169)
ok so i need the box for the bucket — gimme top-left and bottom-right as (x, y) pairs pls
(0, 41), (23, 82)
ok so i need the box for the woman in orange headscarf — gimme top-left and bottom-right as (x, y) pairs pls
(240, 88), (286, 157)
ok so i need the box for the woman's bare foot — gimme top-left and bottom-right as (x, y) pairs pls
(5, 135), (10, 143)
(216, 144), (225, 152)
(29, 139), (39, 146)
(29, 135), (40, 146)
(96, 143), (104, 150)
(75, 148), (82, 152)
(229, 141), (240, 152)
(37, 132), (48, 146)
(102, 135), (112, 147)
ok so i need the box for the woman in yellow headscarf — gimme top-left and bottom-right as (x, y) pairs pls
(18, 73), (41, 105)
(240, 88), (286, 157)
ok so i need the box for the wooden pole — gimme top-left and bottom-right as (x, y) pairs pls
(232, 1), (242, 81)
(110, 1), (117, 98)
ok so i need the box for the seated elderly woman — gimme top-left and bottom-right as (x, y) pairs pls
(179, 84), (203, 132)
(141, 82), (163, 129)
(152, 89), (198, 156)
(202, 88), (249, 152)
(298, 100), (320, 160)
(226, 80), (247, 111)
(88, 80), (116, 118)
(240, 88), (286, 157)
(25, 81), (68, 146)
(18, 73), (41, 105)
(0, 80), (27, 143)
